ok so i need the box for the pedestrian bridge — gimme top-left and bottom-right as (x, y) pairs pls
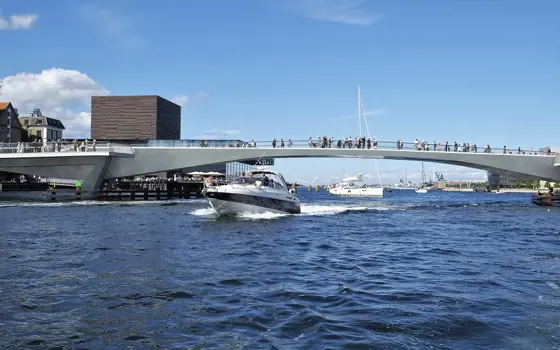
(0, 140), (559, 190)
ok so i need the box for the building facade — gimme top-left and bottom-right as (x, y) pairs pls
(19, 109), (65, 141)
(0, 102), (24, 143)
(91, 95), (181, 140)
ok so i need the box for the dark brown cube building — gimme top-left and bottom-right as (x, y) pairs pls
(91, 95), (181, 140)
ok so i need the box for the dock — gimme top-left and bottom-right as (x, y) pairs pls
(1, 180), (205, 201)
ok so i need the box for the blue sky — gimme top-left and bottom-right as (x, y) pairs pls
(1, 0), (559, 184)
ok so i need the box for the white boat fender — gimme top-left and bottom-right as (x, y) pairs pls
(255, 180), (263, 188)
(289, 188), (296, 194)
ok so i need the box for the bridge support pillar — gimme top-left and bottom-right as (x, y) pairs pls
(80, 157), (111, 194)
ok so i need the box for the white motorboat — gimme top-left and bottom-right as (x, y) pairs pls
(203, 168), (301, 216)
(329, 174), (384, 197)
(415, 188), (428, 194)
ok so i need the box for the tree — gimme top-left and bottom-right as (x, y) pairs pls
(554, 182), (560, 188)
(515, 180), (522, 189)
(544, 181), (551, 189)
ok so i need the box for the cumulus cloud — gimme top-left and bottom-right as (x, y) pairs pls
(280, 0), (381, 26)
(0, 12), (38, 30)
(1, 68), (108, 138)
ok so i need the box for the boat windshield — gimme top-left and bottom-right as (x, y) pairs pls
(230, 172), (287, 189)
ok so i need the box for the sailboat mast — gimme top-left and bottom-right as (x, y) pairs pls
(358, 85), (362, 137)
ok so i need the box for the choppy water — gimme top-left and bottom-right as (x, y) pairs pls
(1, 190), (560, 349)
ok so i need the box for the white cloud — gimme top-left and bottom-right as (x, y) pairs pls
(170, 95), (189, 106)
(170, 91), (208, 107)
(78, 3), (143, 48)
(191, 90), (209, 103)
(1, 67), (108, 138)
(198, 129), (241, 139)
(0, 13), (38, 30)
(282, 0), (381, 26)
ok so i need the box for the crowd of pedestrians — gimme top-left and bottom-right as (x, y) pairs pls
(0, 139), (98, 154)
(265, 137), (553, 155)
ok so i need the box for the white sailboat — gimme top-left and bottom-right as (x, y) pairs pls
(328, 85), (383, 197)
(415, 162), (428, 194)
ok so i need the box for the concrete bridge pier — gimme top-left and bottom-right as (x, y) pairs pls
(0, 153), (114, 194)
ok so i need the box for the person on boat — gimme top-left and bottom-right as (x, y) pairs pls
(262, 174), (270, 187)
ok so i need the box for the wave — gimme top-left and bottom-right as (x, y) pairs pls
(190, 208), (218, 216)
(190, 203), (388, 221)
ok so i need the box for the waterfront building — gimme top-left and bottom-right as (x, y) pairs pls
(91, 95), (181, 140)
(19, 109), (65, 141)
(0, 102), (24, 143)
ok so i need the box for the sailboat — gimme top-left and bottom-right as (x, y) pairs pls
(415, 162), (428, 193)
(328, 86), (383, 197)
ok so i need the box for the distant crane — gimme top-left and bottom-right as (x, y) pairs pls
(435, 172), (445, 181)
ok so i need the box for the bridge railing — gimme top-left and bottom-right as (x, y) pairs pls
(0, 139), (553, 156)
(0, 141), (134, 154)
(133, 139), (554, 156)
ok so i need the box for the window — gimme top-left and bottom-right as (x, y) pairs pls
(37, 130), (42, 137)
(36, 120), (43, 124)
(24, 120), (28, 125)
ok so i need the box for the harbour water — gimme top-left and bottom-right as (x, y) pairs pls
(1, 191), (559, 349)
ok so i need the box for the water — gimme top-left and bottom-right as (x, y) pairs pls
(1, 191), (559, 349)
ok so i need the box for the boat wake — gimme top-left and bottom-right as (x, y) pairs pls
(190, 203), (387, 220)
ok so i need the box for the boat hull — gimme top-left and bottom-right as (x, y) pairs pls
(204, 187), (301, 215)
(329, 187), (383, 197)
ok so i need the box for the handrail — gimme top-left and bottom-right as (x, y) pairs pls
(0, 141), (133, 154)
(0, 139), (554, 156)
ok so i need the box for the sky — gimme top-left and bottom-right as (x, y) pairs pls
(1, 0), (559, 185)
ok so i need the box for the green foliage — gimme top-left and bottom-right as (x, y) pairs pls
(544, 181), (551, 188)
